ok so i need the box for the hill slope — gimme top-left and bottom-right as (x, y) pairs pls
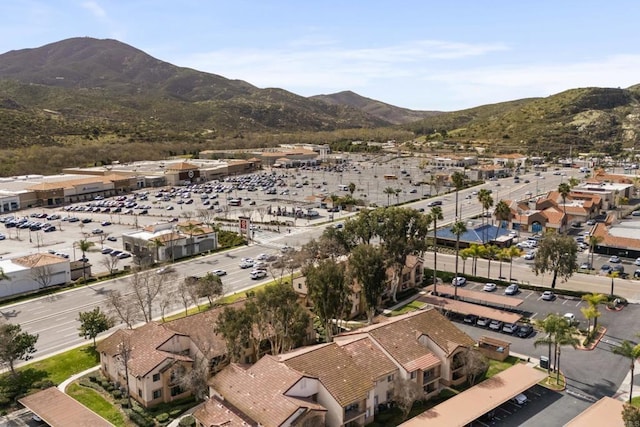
(405, 87), (640, 154)
(311, 90), (440, 124)
(0, 37), (391, 147)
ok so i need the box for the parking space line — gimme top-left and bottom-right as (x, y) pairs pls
(530, 312), (538, 320)
(575, 301), (582, 307)
(524, 291), (535, 299)
(497, 407), (511, 415)
(562, 300), (570, 305)
(475, 420), (490, 427)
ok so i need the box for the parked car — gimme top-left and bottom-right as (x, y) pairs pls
(101, 248), (113, 254)
(512, 393), (528, 405)
(489, 320), (504, 331)
(516, 324), (534, 338)
(502, 323), (518, 334)
(523, 252), (535, 260)
(157, 266), (174, 274)
(91, 228), (103, 234)
(563, 313), (577, 325)
(463, 314), (479, 324)
(107, 236), (118, 242)
(609, 255), (621, 263)
(483, 283), (497, 292)
(541, 291), (556, 301)
(505, 283), (519, 295)
(116, 252), (131, 259)
(476, 317), (490, 327)
(452, 276), (467, 286)
(634, 257), (640, 266)
(600, 264), (613, 273)
(580, 262), (592, 270)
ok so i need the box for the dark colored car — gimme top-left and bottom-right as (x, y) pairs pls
(516, 324), (534, 338)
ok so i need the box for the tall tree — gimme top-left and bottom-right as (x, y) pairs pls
(76, 239), (94, 281)
(466, 243), (484, 276)
(554, 319), (579, 383)
(503, 245), (522, 281)
(196, 272), (224, 306)
(451, 171), (466, 220)
(179, 222), (204, 255)
(534, 314), (562, 375)
(78, 307), (114, 347)
(348, 182), (356, 196)
(558, 182), (571, 234)
(430, 206), (444, 294)
(451, 220), (467, 299)
(493, 200), (511, 241)
(588, 234), (603, 269)
(613, 340), (640, 403)
(349, 244), (387, 324)
(478, 189), (494, 244)
(106, 290), (140, 328)
(129, 271), (164, 323)
(377, 208), (430, 301)
(483, 245), (499, 280)
(0, 322), (38, 378)
(254, 281), (311, 354)
(383, 187), (396, 207)
(215, 305), (256, 363)
(533, 234), (578, 289)
(393, 377), (423, 420)
(622, 403), (640, 425)
(304, 259), (349, 343)
(581, 293), (608, 332)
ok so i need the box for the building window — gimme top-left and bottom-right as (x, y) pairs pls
(137, 389), (142, 397)
(153, 389), (162, 399)
(170, 386), (182, 397)
(152, 373), (160, 382)
(387, 374), (394, 382)
(386, 390), (392, 401)
(410, 371), (417, 380)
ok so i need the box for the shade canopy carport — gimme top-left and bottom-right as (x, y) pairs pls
(427, 284), (524, 309)
(400, 363), (546, 426)
(417, 294), (523, 324)
(19, 387), (114, 427)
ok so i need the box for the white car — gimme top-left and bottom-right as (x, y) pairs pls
(156, 266), (174, 274)
(634, 257), (640, 266)
(563, 313), (576, 324)
(523, 252), (535, 260)
(483, 283), (497, 292)
(452, 276), (467, 286)
(250, 269), (267, 280)
(212, 269), (227, 276)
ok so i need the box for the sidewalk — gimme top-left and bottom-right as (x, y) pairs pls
(613, 359), (640, 403)
(58, 365), (100, 392)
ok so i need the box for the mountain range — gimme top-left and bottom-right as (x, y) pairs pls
(0, 37), (639, 160)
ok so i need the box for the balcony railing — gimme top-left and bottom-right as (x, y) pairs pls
(344, 407), (366, 423)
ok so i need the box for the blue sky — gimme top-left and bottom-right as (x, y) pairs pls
(1, 1), (639, 111)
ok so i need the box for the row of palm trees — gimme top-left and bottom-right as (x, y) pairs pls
(459, 243), (522, 281)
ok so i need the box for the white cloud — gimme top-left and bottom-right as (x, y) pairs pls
(81, 1), (106, 19)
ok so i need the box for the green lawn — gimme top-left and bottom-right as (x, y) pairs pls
(390, 300), (426, 316)
(485, 356), (521, 379)
(66, 383), (127, 426)
(20, 345), (100, 384)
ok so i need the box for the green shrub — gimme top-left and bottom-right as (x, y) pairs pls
(156, 413), (170, 423)
(88, 375), (98, 382)
(128, 411), (155, 427)
(119, 399), (130, 409)
(169, 409), (182, 417)
(179, 415), (196, 427)
(100, 380), (110, 389)
(112, 389), (122, 399)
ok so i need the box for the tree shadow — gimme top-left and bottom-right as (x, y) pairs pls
(0, 368), (51, 410)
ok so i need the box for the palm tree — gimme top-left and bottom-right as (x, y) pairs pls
(180, 223), (204, 255)
(77, 239), (94, 281)
(554, 321), (580, 383)
(504, 245), (522, 281)
(484, 245), (499, 279)
(534, 314), (562, 375)
(394, 188), (401, 205)
(430, 206), (444, 294)
(478, 189), (494, 243)
(493, 200), (511, 242)
(612, 340), (640, 403)
(581, 293), (608, 332)
(149, 238), (165, 264)
(451, 220), (467, 299)
(467, 243), (484, 276)
(558, 182), (571, 234)
(460, 249), (470, 275)
(384, 187), (396, 207)
(588, 235), (603, 269)
(451, 171), (466, 220)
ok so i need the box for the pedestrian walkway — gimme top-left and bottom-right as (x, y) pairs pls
(58, 365), (100, 392)
(613, 359), (640, 403)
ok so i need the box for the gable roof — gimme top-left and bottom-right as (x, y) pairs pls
(348, 309), (475, 358)
(97, 322), (191, 378)
(337, 336), (398, 381)
(279, 343), (372, 406)
(210, 355), (325, 427)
